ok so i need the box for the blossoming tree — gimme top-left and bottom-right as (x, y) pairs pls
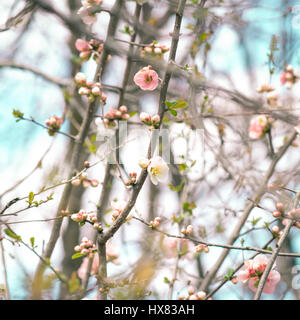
(1, 0), (300, 301)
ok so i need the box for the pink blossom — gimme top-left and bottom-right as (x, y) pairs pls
(280, 71), (287, 85)
(77, 7), (97, 25)
(237, 254), (281, 294)
(75, 39), (91, 52)
(248, 115), (268, 139)
(133, 66), (159, 91)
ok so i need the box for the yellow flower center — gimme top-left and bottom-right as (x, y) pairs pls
(150, 167), (160, 176)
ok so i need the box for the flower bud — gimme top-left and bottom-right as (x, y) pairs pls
(82, 180), (90, 188)
(188, 286), (195, 295)
(276, 202), (285, 212)
(79, 51), (91, 60)
(119, 105), (127, 113)
(272, 225), (280, 233)
(272, 211), (281, 218)
(151, 114), (160, 125)
(72, 179), (81, 186)
(91, 86), (101, 96)
(138, 157), (150, 169)
(196, 291), (206, 300)
(154, 47), (162, 55)
(186, 225), (193, 234)
(140, 112), (151, 123)
(74, 72), (86, 84)
(90, 179), (99, 187)
(78, 87), (90, 95)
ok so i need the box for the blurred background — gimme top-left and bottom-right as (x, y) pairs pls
(1, 0), (300, 300)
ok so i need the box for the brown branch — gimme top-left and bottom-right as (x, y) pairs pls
(199, 129), (298, 292)
(254, 190), (300, 300)
(98, 0), (187, 245)
(0, 60), (70, 87)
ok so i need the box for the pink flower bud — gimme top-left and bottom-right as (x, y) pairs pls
(186, 225), (193, 234)
(140, 112), (151, 123)
(101, 93), (107, 102)
(90, 179), (99, 187)
(91, 216), (98, 223)
(154, 47), (162, 55)
(272, 211), (281, 218)
(74, 245), (81, 252)
(75, 39), (90, 52)
(276, 202), (285, 212)
(78, 87), (90, 95)
(151, 114), (160, 124)
(82, 180), (90, 188)
(79, 51), (91, 60)
(115, 110), (122, 118)
(81, 249), (89, 255)
(119, 105), (127, 113)
(91, 86), (101, 96)
(272, 226), (280, 233)
(93, 222), (100, 229)
(196, 291), (206, 300)
(71, 214), (79, 222)
(122, 113), (130, 120)
(84, 161), (90, 168)
(75, 72), (86, 84)
(72, 179), (81, 186)
(188, 286), (195, 295)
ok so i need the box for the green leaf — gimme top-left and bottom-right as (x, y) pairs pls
(30, 237), (35, 248)
(129, 111), (138, 117)
(12, 109), (24, 118)
(182, 202), (196, 215)
(163, 277), (170, 284)
(169, 109), (177, 116)
(4, 228), (21, 241)
(120, 25), (133, 35)
(72, 253), (84, 260)
(28, 192), (34, 204)
(251, 217), (261, 226)
(168, 180), (184, 192)
(179, 163), (188, 171)
(172, 100), (188, 109)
